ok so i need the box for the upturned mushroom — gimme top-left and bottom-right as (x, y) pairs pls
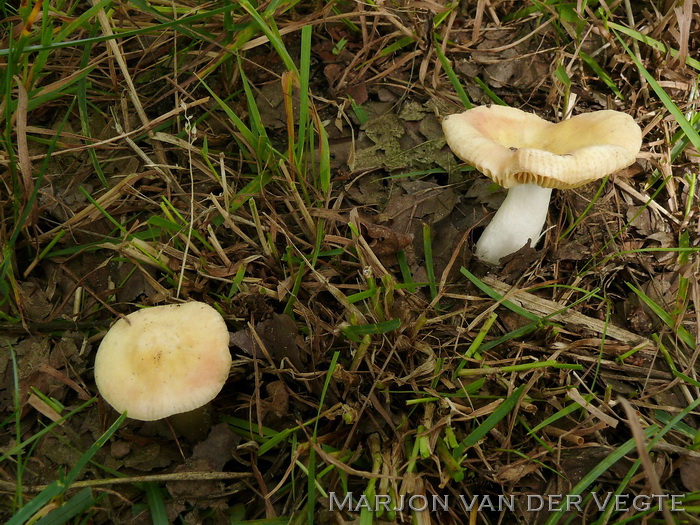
(94, 301), (232, 439)
(442, 105), (642, 265)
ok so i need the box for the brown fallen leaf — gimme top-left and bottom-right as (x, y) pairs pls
(110, 440), (131, 460)
(495, 458), (541, 484)
(124, 442), (176, 471)
(381, 181), (458, 230)
(17, 281), (52, 322)
(230, 313), (305, 369)
(680, 457), (700, 491)
(358, 216), (414, 256)
(167, 423), (239, 507)
(559, 446), (632, 487)
(553, 240), (590, 262)
(190, 422), (239, 471)
(626, 206), (657, 236)
(345, 172), (388, 205)
(345, 82), (368, 106)
(498, 241), (541, 280)
(263, 380), (290, 419)
(374, 181), (460, 272)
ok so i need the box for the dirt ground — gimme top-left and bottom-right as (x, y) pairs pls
(2, 1), (700, 524)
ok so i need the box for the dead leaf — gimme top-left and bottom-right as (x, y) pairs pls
(263, 381), (290, 419)
(346, 83), (368, 106)
(559, 446), (632, 487)
(27, 393), (63, 422)
(190, 423), (239, 471)
(554, 240), (590, 261)
(627, 206), (664, 236)
(498, 241), (541, 279)
(230, 313), (304, 369)
(351, 104), (451, 171)
(358, 216), (413, 256)
(323, 63), (343, 85)
(111, 440), (131, 459)
(345, 173), (387, 205)
(167, 424), (238, 506)
(116, 262), (156, 303)
(17, 281), (51, 322)
(495, 458), (541, 484)
(254, 80), (301, 132)
(680, 457), (700, 491)
(381, 182), (458, 228)
(0, 337), (65, 411)
(398, 100), (429, 121)
(464, 179), (504, 209)
(470, 29), (550, 90)
(124, 442), (175, 471)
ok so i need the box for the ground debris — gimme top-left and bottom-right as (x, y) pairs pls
(3, 1), (700, 522)
(166, 423), (238, 505)
(230, 313), (305, 370)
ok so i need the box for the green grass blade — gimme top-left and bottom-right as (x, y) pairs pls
(196, 76), (258, 153)
(453, 313), (498, 379)
(458, 361), (582, 376)
(8, 412), (124, 524)
(77, 25), (106, 188)
(34, 488), (95, 525)
(543, 425), (659, 525)
(434, 35), (472, 109)
(236, 0), (297, 73)
(528, 395), (593, 434)
(626, 283), (695, 347)
(296, 24), (312, 161)
(378, 35), (414, 57)
(343, 319), (401, 340)
(316, 113), (331, 197)
(143, 482), (169, 525)
(0, 3), (240, 58)
(607, 21), (700, 71)
(396, 250), (416, 293)
(615, 31), (700, 151)
(474, 77), (506, 105)
(238, 59), (269, 146)
(64, 413), (127, 486)
(547, 390), (700, 523)
(308, 351), (340, 524)
(579, 51), (623, 98)
(453, 385), (525, 458)
(460, 268), (540, 322)
(7, 481), (64, 525)
(423, 224), (437, 299)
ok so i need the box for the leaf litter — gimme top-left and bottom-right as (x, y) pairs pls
(2, 2), (700, 524)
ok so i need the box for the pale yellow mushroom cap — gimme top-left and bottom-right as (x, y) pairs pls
(94, 302), (232, 421)
(442, 105), (642, 189)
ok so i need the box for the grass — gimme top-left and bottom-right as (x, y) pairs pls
(1, 0), (700, 523)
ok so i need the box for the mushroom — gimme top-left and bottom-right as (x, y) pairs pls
(442, 105), (642, 265)
(94, 301), (231, 440)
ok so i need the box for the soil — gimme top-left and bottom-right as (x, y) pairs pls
(1, 2), (699, 523)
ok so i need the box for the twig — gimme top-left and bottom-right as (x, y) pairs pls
(481, 276), (653, 346)
(0, 471), (253, 493)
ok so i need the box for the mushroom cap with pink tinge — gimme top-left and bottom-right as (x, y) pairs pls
(442, 105), (642, 189)
(94, 302), (232, 421)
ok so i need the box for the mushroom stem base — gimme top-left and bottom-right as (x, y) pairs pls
(169, 404), (213, 442)
(475, 183), (553, 265)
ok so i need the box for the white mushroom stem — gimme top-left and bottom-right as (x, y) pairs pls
(475, 183), (553, 265)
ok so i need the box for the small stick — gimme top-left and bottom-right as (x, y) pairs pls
(0, 471), (252, 493)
